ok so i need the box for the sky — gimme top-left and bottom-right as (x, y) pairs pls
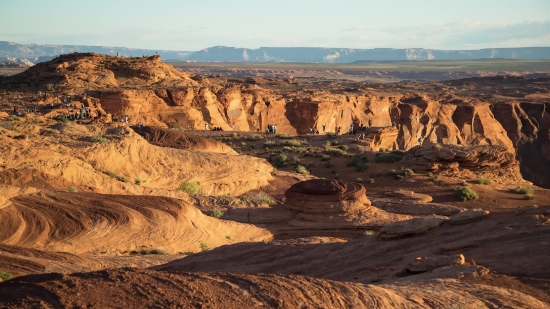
(0, 0), (549, 51)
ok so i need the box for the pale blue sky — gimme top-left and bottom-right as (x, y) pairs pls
(0, 0), (549, 50)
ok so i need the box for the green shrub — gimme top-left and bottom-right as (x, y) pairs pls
(512, 186), (533, 195)
(292, 156), (301, 165)
(275, 153), (287, 167)
(55, 115), (71, 123)
(356, 178), (363, 183)
(199, 241), (210, 252)
(402, 168), (414, 177)
(241, 142), (247, 146)
(281, 139), (301, 147)
(394, 174), (403, 180)
(368, 178), (375, 184)
(90, 135), (108, 143)
(178, 180), (201, 195)
(324, 148), (346, 156)
(453, 186), (479, 201)
(261, 197), (276, 204)
(432, 143), (443, 149)
(337, 145), (348, 151)
(208, 209), (224, 218)
(263, 140), (276, 147)
(179, 127), (185, 133)
(323, 141), (331, 148)
(321, 155), (331, 161)
(231, 132), (238, 138)
(375, 153), (403, 163)
(134, 176), (142, 185)
(0, 272), (13, 281)
(67, 187), (78, 193)
(524, 193), (535, 200)
(294, 165), (310, 175)
(130, 248), (168, 255)
(356, 162), (369, 172)
(246, 134), (263, 141)
(282, 146), (293, 152)
(276, 133), (293, 139)
(325, 132), (337, 138)
(473, 178), (492, 185)
(6, 115), (19, 121)
(324, 162), (334, 168)
(331, 141), (339, 146)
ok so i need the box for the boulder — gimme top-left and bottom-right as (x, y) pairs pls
(378, 217), (446, 239)
(406, 254), (465, 272)
(450, 209), (490, 225)
(371, 200), (463, 216)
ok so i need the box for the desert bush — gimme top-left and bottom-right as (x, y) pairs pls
(178, 180), (201, 195)
(356, 178), (363, 183)
(6, 115), (19, 121)
(325, 132), (337, 138)
(402, 168), (414, 177)
(356, 162), (369, 172)
(348, 154), (368, 167)
(0, 272), (13, 281)
(324, 162), (334, 168)
(134, 176), (142, 185)
(432, 143), (443, 149)
(375, 152), (403, 163)
(90, 135), (108, 143)
(235, 149), (242, 154)
(67, 187), (78, 193)
(179, 127), (185, 133)
(231, 132), (238, 138)
(364, 230), (376, 236)
(368, 178), (375, 184)
(45, 84), (55, 91)
(292, 156), (301, 165)
(275, 153), (287, 167)
(276, 133), (293, 139)
(246, 134), (263, 141)
(282, 146), (293, 152)
(473, 178), (492, 185)
(199, 241), (210, 252)
(55, 115), (71, 123)
(208, 209), (224, 218)
(333, 174), (340, 179)
(524, 193), (535, 200)
(321, 155), (331, 161)
(512, 186), (533, 195)
(130, 248), (168, 255)
(294, 165), (310, 175)
(324, 148), (346, 156)
(323, 141), (331, 148)
(331, 141), (339, 146)
(427, 172), (434, 177)
(453, 186), (479, 201)
(241, 141), (246, 147)
(394, 174), (403, 180)
(337, 144), (348, 151)
(281, 139), (301, 147)
(263, 140), (276, 147)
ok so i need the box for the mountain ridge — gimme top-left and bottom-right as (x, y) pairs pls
(2, 41), (550, 65)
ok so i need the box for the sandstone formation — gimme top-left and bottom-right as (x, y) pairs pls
(0, 123), (272, 196)
(223, 179), (413, 237)
(378, 217), (446, 239)
(449, 209), (490, 225)
(0, 190), (271, 254)
(1, 269), (546, 309)
(132, 126), (236, 154)
(406, 254), (465, 273)
(383, 190), (433, 203)
(371, 200), (464, 216)
(401, 144), (522, 182)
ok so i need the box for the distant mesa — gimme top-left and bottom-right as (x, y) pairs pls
(2, 41), (550, 64)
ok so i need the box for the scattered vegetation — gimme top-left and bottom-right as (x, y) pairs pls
(199, 241), (210, 252)
(134, 176), (142, 185)
(473, 178), (492, 185)
(356, 178), (363, 183)
(208, 209), (224, 218)
(355, 162), (369, 172)
(90, 135), (108, 143)
(453, 186), (479, 201)
(375, 150), (403, 163)
(0, 272), (13, 281)
(276, 133), (294, 139)
(294, 165), (310, 175)
(66, 187), (78, 193)
(401, 168), (414, 177)
(178, 180), (201, 195)
(368, 178), (375, 184)
(281, 139), (301, 147)
(324, 148), (347, 156)
(275, 153), (288, 167)
(337, 145), (348, 151)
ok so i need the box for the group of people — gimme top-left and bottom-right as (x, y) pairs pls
(266, 124), (277, 134)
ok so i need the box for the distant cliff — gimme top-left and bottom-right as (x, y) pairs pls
(1, 41), (550, 64)
(187, 46), (550, 62)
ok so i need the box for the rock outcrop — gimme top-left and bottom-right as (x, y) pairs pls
(401, 144), (522, 182)
(378, 217), (447, 239)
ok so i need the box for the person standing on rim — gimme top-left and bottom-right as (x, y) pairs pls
(368, 119), (372, 128)
(205, 123), (209, 131)
(322, 124), (326, 132)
